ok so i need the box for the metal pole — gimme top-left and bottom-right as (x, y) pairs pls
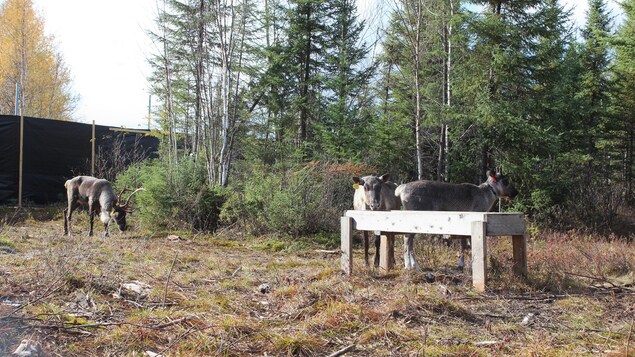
(15, 83), (19, 116)
(91, 120), (95, 176)
(148, 94), (151, 130)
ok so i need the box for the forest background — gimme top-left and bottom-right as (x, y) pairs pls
(2, 0), (635, 237)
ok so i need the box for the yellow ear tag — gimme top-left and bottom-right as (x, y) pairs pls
(352, 183), (360, 190)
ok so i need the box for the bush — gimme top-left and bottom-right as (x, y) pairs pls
(116, 157), (226, 232)
(221, 161), (374, 236)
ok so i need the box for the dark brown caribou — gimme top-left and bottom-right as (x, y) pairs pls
(63, 176), (143, 237)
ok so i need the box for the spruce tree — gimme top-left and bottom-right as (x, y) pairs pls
(612, 0), (635, 203)
(317, 0), (372, 162)
(578, 0), (613, 173)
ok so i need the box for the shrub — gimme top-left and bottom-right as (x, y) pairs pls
(116, 157), (226, 232)
(221, 161), (374, 236)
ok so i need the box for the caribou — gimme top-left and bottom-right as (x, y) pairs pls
(63, 176), (143, 237)
(395, 170), (519, 270)
(352, 174), (401, 267)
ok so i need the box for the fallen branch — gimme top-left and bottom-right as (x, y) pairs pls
(11, 314), (200, 332)
(315, 249), (339, 255)
(151, 315), (198, 329)
(563, 271), (621, 288)
(327, 344), (356, 357)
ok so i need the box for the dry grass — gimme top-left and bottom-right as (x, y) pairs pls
(0, 207), (634, 356)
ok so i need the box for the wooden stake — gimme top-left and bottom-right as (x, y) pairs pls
(91, 120), (95, 176)
(18, 112), (24, 208)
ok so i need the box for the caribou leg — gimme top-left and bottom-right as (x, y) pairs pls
(373, 233), (381, 268)
(363, 231), (370, 267)
(64, 201), (79, 237)
(88, 201), (96, 237)
(63, 207), (69, 236)
(458, 237), (471, 271)
(403, 234), (421, 271)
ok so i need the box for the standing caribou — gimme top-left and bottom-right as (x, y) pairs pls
(352, 174), (401, 267)
(395, 170), (519, 270)
(63, 176), (143, 237)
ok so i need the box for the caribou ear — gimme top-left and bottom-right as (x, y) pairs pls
(379, 173), (390, 183)
(486, 170), (498, 183)
(352, 177), (364, 190)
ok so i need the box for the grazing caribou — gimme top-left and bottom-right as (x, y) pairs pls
(352, 174), (401, 267)
(63, 176), (143, 237)
(395, 171), (519, 270)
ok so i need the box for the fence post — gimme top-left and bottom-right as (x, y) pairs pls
(341, 216), (353, 275)
(18, 113), (24, 208)
(471, 221), (487, 292)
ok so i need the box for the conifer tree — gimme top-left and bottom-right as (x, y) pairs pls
(577, 0), (613, 176)
(612, 0), (635, 202)
(317, 0), (372, 162)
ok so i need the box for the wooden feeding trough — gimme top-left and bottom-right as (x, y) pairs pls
(341, 211), (528, 291)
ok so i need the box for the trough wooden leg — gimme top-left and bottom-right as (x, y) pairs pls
(341, 216), (353, 275)
(379, 233), (395, 272)
(471, 221), (487, 292)
(512, 234), (528, 278)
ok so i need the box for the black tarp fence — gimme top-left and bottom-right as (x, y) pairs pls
(0, 115), (159, 205)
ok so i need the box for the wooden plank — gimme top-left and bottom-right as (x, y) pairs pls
(345, 210), (524, 236)
(471, 221), (487, 292)
(512, 234), (528, 278)
(485, 213), (526, 236)
(345, 210), (488, 235)
(341, 217), (353, 275)
(379, 234), (395, 272)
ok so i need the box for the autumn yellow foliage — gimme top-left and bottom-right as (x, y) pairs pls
(0, 0), (77, 120)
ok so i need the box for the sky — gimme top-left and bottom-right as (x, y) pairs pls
(33, 0), (157, 129)
(30, 0), (624, 130)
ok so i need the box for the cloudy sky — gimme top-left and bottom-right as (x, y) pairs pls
(31, 0), (624, 129)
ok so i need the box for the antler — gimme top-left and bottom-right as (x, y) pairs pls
(117, 188), (129, 204)
(120, 187), (145, 212)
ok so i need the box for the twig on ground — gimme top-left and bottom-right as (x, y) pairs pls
(564, 271), (618, 287)
(163, 252), (179, 308)
(27, 314), (199, 331)
(327, 344), (356, 357)
(627, 319), (633, 357)
(158, 324), (197, 355)
(3, 275), (66, 319)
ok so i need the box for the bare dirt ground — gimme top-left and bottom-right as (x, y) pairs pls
(1, 207), (634, 356)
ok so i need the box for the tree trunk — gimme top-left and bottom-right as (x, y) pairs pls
(414, 0), (424, 180)
(298, 3), (312, 145)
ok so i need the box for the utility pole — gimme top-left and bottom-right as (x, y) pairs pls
(14, 83), (19, 115)
(148, 94), (151, 130)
